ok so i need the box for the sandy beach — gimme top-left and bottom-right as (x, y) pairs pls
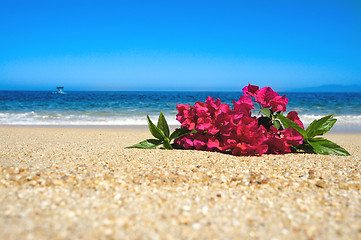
(0, 126), (360, 239)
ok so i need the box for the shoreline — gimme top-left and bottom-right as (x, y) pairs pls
(1, 124), (361, 134)
(1, 127), (360, 239)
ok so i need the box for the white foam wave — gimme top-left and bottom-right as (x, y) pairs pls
(1, 112), (361, 131)
(0, 112), (180, 126)
(299, 114), (361, 125)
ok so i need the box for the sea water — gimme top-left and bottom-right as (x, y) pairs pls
(1, 91), (360, 132)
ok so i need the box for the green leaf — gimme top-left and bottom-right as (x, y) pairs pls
(170, 128), (197, 140)
(162, 140), (173, 150)
(307, 137), (350, 156)
(297, 143), (316, 154)
(147, 115), (166, 140)
(125, 139), (162, 149)
(277, 115), (307, 139)
(273, 119), (282, 130)
(171, 142), (185, 149)
(306, 114), (337, 138)
(275, 111), (284, 116)
(157, 111), (170, 138)
(260, 108), (272, 118)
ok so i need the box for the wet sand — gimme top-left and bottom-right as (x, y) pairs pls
(0, 127), (360, 239)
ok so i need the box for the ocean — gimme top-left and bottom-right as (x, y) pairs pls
(1, 91), (361, 132)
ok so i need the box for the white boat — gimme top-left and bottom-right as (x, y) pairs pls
(53, 87), (67, 94)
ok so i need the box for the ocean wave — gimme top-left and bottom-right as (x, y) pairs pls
(0, 112), (180, 126)
(299, 114), (361, 125)
(1, 112), (361, 129)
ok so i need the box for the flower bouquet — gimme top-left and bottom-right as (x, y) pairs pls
(127, 84), (350, 156)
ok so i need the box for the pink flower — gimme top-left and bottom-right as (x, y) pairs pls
(233, 95), (255, 116)
(287, 111), (304, 129)
(219, 103), (231, 115)
(256, 87), (279, 108)
(196, 117), (218, 134)
(193, 133), (208, 150)
(232, 117), (268, 155)
(194, 101), (209, 118)
(220, 133), (238, 152)
(174, 134), (194, 150)
(235, 116), (258, 141)
(265, 137), (290, 155)
(176, 103), (191, 122)
(283, 128), (303, 146)
(205, 97), (221, 115)
(207, 136), (221, 151)
(175, 84), (303, 156)
(242, 83), (259, 97)
(215, 112), (233, 136)
(232, 143), (255, 156)
(264, 127), (291, 154)
(270, 95), (288, 112)
(196, 117), (212, 131)
(176, 103), (196, 130)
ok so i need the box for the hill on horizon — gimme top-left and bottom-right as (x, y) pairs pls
(290, 84), (361, 92)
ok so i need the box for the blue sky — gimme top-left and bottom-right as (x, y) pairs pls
(0, 0), (360, 91)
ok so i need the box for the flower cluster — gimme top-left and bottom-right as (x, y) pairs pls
(174, 84), (304, 156)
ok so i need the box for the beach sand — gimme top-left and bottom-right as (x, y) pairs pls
(0, 126), (360, 239)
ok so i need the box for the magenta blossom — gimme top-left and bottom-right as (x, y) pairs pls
(255, 87), (279, 108)
(270, 95), (288, 112)
(287, 111), (304, 129)
(175, 84), (304, 156)
(233, 95), (255, 116)
(283, 128), (303, 146)
(242, 83), (259, 97)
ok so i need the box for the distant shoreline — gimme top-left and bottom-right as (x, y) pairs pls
(0, 124), (176, 130)
(1, 124), (360, 133)
(1, 89), (361, 93)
